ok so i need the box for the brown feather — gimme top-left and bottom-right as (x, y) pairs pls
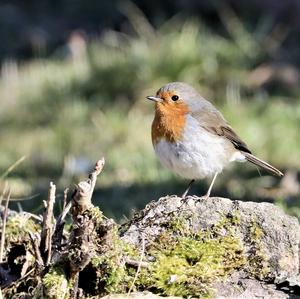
(243, 153), (284, 177)
(191, 108), (251, 153)
(191, 105), (283, 176)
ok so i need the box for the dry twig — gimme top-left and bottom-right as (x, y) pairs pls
(52, 189), (73, 257)
(29, 232), (44, 272)
(69, 158), (105, 298)
(63, 188), (69, 211)
(52, 200), (72, 259)
(125, 258), (149, 268)
(72, 158), (105, 215)
(40, 182), (56, 266)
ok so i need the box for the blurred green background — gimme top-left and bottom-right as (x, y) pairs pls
(0, 0), (299, 221)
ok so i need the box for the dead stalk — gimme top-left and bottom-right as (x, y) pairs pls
(29, 232), (44, 271)
(40, 182), (56, 266)
(0, 189), (11, 263)
(63, 188), (69, 211)
(0, 181), (8, 207)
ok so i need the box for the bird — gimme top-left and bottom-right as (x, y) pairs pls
(146, 82), (283, 198)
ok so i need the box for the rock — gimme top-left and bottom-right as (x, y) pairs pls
(101, 292), (182, 299)
(214, 275), (290, 299)
(121, 196), (300, 298)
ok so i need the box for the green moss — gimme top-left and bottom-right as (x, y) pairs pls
(87, 206), (103, 227)
(167, 216), (191, 236)
(247, 220), (270, 280)
(131, 213), (246, 298)
(146, 234), (245, 297)
(103, 260), (126, 292)
(213, 210), (241, 234)
(92, 223), (126, 294)
(42, 266), (69, 299)
(91, 251), (125, 291)
(122, 242), (140, 259)
(5, 214), (40, 244)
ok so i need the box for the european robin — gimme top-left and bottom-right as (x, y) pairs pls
(147, 82), (283, 198)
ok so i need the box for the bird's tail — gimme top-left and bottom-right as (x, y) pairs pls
(243, 152), (283, 177)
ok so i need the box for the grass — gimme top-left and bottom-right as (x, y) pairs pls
(0, 9), (299, 219)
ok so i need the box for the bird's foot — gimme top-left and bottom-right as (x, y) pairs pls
(181, 179), (195, 199)
(181, 190), (189, 199)
(202, 193), (210, 200)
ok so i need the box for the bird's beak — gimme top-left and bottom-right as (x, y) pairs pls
(146, 96), (163, 103)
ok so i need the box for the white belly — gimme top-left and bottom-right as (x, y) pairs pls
(153, 115), (245, 179)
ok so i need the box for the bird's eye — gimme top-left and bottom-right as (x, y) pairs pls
(171, 95), (179, 101)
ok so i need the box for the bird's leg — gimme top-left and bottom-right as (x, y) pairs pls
(181, 179), (195, 199)
(204, 172), (218, 199)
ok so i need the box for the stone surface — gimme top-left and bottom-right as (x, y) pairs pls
(121, 196), (300, 298)
(214, 276), (290, 299)
(101, 292), (182, 299)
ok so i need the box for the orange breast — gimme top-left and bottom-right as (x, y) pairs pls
(151, 102), (189, 145)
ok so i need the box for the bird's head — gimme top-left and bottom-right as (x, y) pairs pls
(146, 82), (203, 114)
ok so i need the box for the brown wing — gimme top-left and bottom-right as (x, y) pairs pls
(191, 105), (252, 154)
(205, 125), (251, 154)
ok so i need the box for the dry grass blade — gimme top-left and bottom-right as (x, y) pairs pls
(53, 200), (72, 249)
(0, 156), (26, 180)
(54, 188), (71, 236)
(0, 181), (8, 207)
(120, 2), (155, 40)
(56, 201), (72, 228)
(127, 234), (145, 296)
(0, 188), (11, 263)
(9, 193), (40, 202)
